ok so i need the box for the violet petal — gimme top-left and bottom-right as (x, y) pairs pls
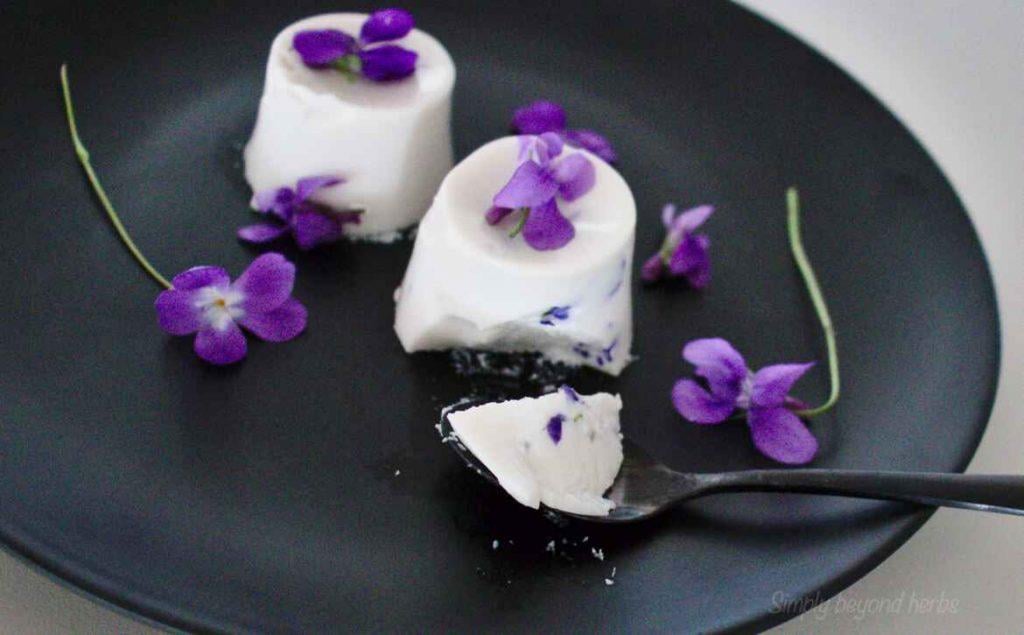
(295, 175), (343, 203)
(291, 210), (342, 250)
(232, 253), (295, 314)
(252, 187), (293, 215)
(194, 322), (248, 366)
(358, 45), (417, 81)
(564, 128), (617, 164)
(641, 253), (665, 282)
(293, 29), (357, 68)
(671, 204), (714, 237)
(750, 362), (816, 409)
(660, 203), (678, 229)
(748, 407), (818, 465)
(522, 199), (575, 251)
(360, 8), (415, 44)
(669, 234), (711, 289)
(511, 100), (567, 135)
(237, 223), (289, 244)
(552, 153), (596, 202)
(682, 337), (748, 402)
(154, 289), (203, 335)
(672, 378), (735, 424)
(546, 414), (565, 444)
(539, 132), (565, 158)
(493, 160), (559, 209)
(239, 297), (308, 342)
(485, 206), (514, 225)
(171, 266), (230, 291)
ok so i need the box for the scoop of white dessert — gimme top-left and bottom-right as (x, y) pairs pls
(448, 388), (624, 516)
(394, 136), (636, 375)
(243, 13), (455, 238)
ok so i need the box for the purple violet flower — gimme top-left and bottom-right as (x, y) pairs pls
(486, 134), (596, 251)
(239, 176), (361, 250)
(292, 9), (417, 82)
(672, 338), (818, 465)
(511, 100), (618, 164)
(641, 203), (714, 288)
(154, 253), (307, 365)
(546, 414), (565, 444)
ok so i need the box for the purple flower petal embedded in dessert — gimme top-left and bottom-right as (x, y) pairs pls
(170, 265), (230, 291)
(193, 320), (248, 365)
(360, 8), (415, 43)
(358, 45), (418, 82)
(233, 253), (295, 314)
(546, 414), (565, 444)
(493, 160), (560, 209)
(238, 297), (308, 342)
(237, 223), (290, 244)
(748, 407), (818, 465)
(552, 153), (596, 202)
(560, 385), (580, 402)
(522, 199), (575, 251)
(511, 100), (567, 135)
(293, 29), (357, 68)
(750, 362), (816, 409)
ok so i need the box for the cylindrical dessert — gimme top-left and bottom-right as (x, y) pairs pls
(244, 13), (455, 238)
(394, 136), (636, 375)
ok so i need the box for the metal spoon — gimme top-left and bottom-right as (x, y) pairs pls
(441, 410), (1024, 523)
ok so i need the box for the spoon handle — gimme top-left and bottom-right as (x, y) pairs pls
(700, 470), (1024, 516)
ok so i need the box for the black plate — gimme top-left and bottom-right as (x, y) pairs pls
(0, 0), (1000, 632)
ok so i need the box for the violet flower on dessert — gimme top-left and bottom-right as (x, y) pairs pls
(672, 338), (818, 465)
(155, 254), (308, 365)
(486, 134), (596, 251)
(292, 9), (418, 82)
(239, 176), (362, 250)
(641, 204), (714, 288)
(511, 100), (618, 164)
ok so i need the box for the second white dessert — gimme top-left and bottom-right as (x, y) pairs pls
(243, 13), (456, 237)
(394, 136), (636, 374)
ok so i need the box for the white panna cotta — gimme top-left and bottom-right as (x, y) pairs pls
(448, 388), (624, 516)
(394, 136), (636, 374)
(244, 13), (456, 237)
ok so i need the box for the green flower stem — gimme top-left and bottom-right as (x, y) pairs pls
(509, 207), (529, 238)
(787, 187), (840, 417)
(60, 64), (172, 290)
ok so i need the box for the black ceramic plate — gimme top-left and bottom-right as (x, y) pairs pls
(0, 0), (999, 632)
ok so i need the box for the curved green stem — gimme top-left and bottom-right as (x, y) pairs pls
(787, 187), (840, 417)
(60, 64), (172, 290)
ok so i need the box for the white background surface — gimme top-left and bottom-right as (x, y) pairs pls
(1, 1), (1021, 632)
